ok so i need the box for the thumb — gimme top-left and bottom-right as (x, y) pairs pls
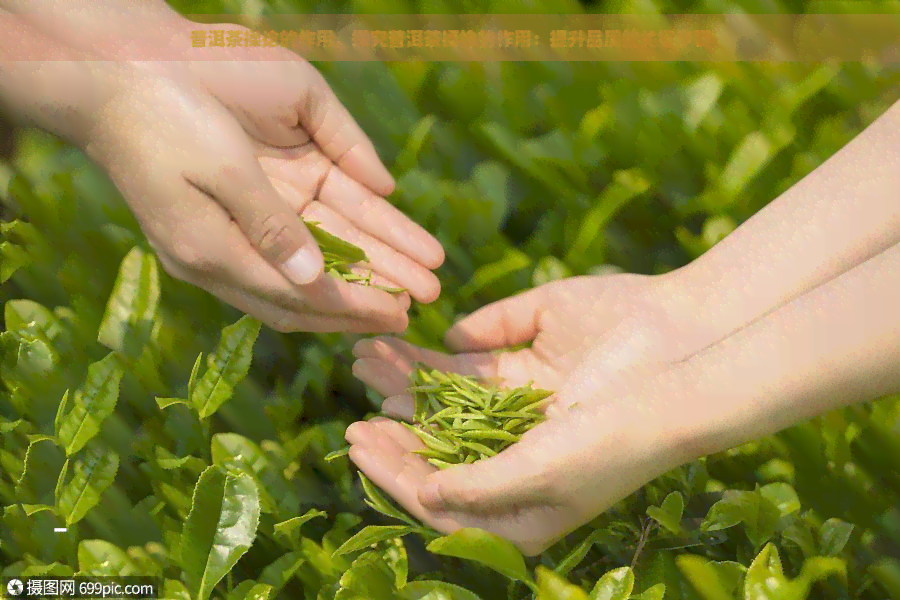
(187, 157), (324, 286)
(444, 286), (552, 352)
(417, 439), (549, 513)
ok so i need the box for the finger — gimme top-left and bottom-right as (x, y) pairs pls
(314, 163), (445, 270)
(351, 358), (411, 398)
(292, 60), (396, 195)
(262, 143), (445, 273)
(162, 184), (408, 329)
(416, 429), (554, 513)
(341, 263), (412, 312)
(368, 417), (425, 452)
(158, 255), (396, 334)
(184, 149), (327, 286)
(381, 395), (414, 421)
(444, 286), (553, 352)
(302, 201), (441, 304)
(352, 419), (564, 556)
(351, 337), (500, 379)
(269, 181), (413, 311)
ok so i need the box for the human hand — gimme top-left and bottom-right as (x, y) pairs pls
(346, 337), (697, 556)
(344, 273), (717, 554)
(84, 65), (432, 333)
(5, 6), (444, 330)
(350, 273), (709, 418)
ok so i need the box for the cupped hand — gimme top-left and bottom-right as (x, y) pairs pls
(344, 373), (692, 556)
(344, 273), (714, 555)
(23, 11), (445, 332)
(85, 65), (434, 333)
(350, 273), (706, 418)
(178, 30), (446, 298)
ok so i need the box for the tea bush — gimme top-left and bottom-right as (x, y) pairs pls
(3, 0), (900, 598)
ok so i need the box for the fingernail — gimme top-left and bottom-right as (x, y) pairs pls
(283, 245), (321, 285)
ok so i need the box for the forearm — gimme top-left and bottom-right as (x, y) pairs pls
(0, 0), (189, 62)
(669, 239), (900, 462)
(666, 100), (900, 347)
(0, 11), (113, 147)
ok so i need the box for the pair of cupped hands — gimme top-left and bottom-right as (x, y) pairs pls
(60, 16), (713, 556)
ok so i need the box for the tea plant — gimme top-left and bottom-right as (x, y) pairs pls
(4, 0), (900, 597)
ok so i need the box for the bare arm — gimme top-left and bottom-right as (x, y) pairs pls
(0, 9), (114, 147)
(671, 238), (900, 461)
(665, 99), (900, 350)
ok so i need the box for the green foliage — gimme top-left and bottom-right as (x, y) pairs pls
(3, 0), (900, 598)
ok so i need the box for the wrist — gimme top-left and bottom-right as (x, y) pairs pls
(9, 2), (194, 77)
(641, 269), (734, 358)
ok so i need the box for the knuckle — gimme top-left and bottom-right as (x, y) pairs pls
(249, 213), (295, 258)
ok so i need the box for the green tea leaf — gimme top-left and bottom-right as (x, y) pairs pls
(793, 556), (846, 592)
(647, 492), (685, 535)
(226, 581), (273, 600)
(331, 525), (415, 558)
(358, 471), (419, 527)
(162, 579), (192, 600)
(180, 466), (261, 600)
(426, 528), (530, 584)
(188, 352), (203, 399)
(21, 504), (54, 516)
(4, 299), (65, 341)
(53, 390), (69, 440)
(536, 565), (590, 599)
(274, 509), (327, 541)
(324, 447), (351, 462)
(554, 529), (612, 577)
(78, 539), (141, 576)
(676, 555), (734, 600)
(818, 518), (854, 556)
(744, 543), (786, 600)
(0, 417), (24, 434)
(20, 562), (75, 577)
(399, 581), (486, 600)
(155, 397), (190, 410)
(630, 583), (666, 600)
(192, 316), (261, 419)
(53, 459), (68, 507)
(335, 550), (397, 600)
(383, 536), (408, 590)
(759, 482), (801, 517)
(56, 353), (124, 456)
(305, 221), (368, 264)
(97, 246), (160, 361)
(394, 114), (438, 175)
(57, 445), (119, 526)
(258, 552), (304, 596)
(589, 566), (634, 600)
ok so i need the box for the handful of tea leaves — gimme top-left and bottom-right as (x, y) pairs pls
(324, 367), (553, 469)
(405, 367), (552, 469)
(304, 220), (404, 293)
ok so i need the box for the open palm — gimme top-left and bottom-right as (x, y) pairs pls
(351, 273), (700, 419)
(346, 273), (709, 555)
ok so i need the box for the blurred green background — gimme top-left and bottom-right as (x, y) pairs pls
(4, 0), (900, 599)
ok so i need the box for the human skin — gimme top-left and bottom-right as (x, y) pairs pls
(0, 5), (445, 333)
(346, 97), (900, 553)
(346, 238), (900, 555)
(353, 96), (900, 419)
